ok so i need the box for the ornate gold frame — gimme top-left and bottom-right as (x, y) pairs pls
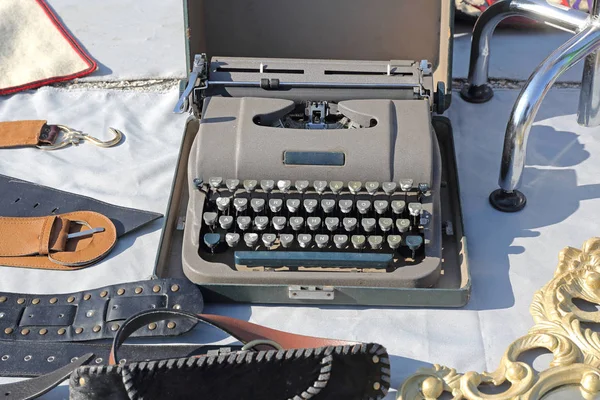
(398, 238), (600, 399)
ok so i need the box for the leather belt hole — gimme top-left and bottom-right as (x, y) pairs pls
(100, 291), (108, 298)
(112, 305), (119, 310)
(117, 289), (125, 295)
(167, 322), (176, 329)
(119, 359), (127, 365)
(33, 203), (39, 209)
(51, 207), (59, 214)
(58, 328), (66, 335)
(39, 329), (47, 335)
(1, 355), (8, 361)
(47, 356), (55, 362)
(67, 296), (75, 303)
(152, 285), (161, 293)
(24, 355), (31, 361)
(135, 287), (143, 294)
(0, 296), (6, 303)
(17, 298), (25, 305)
(71, 357), (78, 362)
(49, 298), (58, 304)
(20, 329), (29, 336)
(171, 284), (180, 292)
(58, 313), (65, 318)
(86, 311), (94, 318)
(13, 198), (20, 203)
(31, 299), (40, 305)
(93, 325), (101, 333)
(75, 327), (83, 334)
(83, 294), (91, 301)
(3, 328), (12, 335)
(95, 358), (102, 364)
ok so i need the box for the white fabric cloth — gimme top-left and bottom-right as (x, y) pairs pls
(1, 88), (600, 399)
(0, 0), (93, 93)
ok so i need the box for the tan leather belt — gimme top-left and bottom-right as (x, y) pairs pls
(0, 120), (57, 148)
(0, 211), (116, 270)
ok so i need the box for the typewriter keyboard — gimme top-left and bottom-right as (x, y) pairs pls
(195, 178), (432, 270)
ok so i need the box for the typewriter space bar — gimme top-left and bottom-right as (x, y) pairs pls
(235, 251), (393, 268)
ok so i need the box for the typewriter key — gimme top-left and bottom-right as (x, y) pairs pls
(260, 180), (275, 193)
(290, 217), (304, 231)
(237, 216), (251, 231)
(351, 235), (366, 249)
(225, 232), (240, 247)
(420, 216), (430, 227)
(387, 235), (402, 250)
(399, 179), (413, 192)
(216, 197), (231, 212)
(343, 217), (358, 231)
(396, 218), (411, 233)
(202, 212), (218, 228)
(279, 234), (294, 248)
(408, 202), (423, 217)
(382, 182), (397, 195)
(244, 233), (259, 247)
(243, 180), (258, 193)
(219, 215), (234, 230)
(321, 199), (335, 213)
(374, 200), (389, 215)
(368, 235), (383, 250)
(277, 180), (292, 193)
(378, 218), (393, 232)
(313, 180), (327, 195)
(254, 216), (269, 231)
(339, 200), (353, 214)
(303, 199), (318, 213)
(233, 198), (248, 212)
(204, 233), (221, 251)
(361, 218), (376, 233)
(272, 216), (287, 231)
(315, 234), (329, 248)
(298, 234), (312, 248)
(325, 217), (339, 231)
(225, 179), (240, 192)
(333, 234), (349, 249)
(294, 180), (309, 194)
(262, 233), (277, 248)
(357, 200), (371, 214)
(391, 200), (406, 215)
(329, 181), (344, 195)
(208, 177), (223, 190)
(251, 198), (265, 213)
(307, 217), (321, 231)
(348, 181), (362, 195)
(418, 183), (430, 194)
(286, 199), (301, 213)
(365, 182), (379, 195)
(405, 235), (424, 258)
(268, 198), (283, 213)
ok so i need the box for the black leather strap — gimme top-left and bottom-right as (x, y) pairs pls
(0, 339), (238, 377)
(0, 279), (203, 342)
(0, 174), (161, 237)
(1, 353), (93, 400)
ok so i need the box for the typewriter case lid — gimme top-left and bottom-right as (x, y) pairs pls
(182, 0), (454, 111)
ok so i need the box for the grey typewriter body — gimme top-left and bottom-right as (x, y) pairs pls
(162, 0), (470, 306)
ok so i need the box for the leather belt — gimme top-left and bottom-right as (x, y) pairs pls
(0, 279), (203, 342)
(0, 212), (116, 270)
(0, 174), (161, 238)
(0, 121), (56, 148)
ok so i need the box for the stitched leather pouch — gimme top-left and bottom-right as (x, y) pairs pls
(69, 310), (391, 400)
(0, 211), (117, 270)
(0, 120), (57, 148)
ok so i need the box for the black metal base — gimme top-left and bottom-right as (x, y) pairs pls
(460, 83), (494, 104)
(489, 189), (527, 212)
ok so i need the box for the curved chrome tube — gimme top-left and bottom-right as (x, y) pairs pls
(467, 0), (590, 88)
(499, 24), (600, 192)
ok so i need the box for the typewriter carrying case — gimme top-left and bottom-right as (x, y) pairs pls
(154, 0), (471, 307)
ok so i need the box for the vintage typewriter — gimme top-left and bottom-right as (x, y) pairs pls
(168, 0), (468, 306)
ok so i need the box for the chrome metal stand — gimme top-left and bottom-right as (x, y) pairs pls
(459, 0), (600, 212)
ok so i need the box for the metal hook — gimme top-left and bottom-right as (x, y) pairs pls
(37, 125), (123, 150)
